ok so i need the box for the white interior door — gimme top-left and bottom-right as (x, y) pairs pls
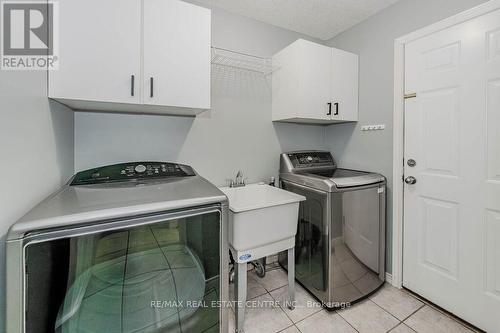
(403, 8), (500, 333)
(143, 0), (211, 109)
(49, 0), (141, 104)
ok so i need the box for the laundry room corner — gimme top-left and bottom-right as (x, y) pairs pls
(0, 70), (75, 326)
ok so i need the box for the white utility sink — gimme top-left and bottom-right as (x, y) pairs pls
(220, 183), (305, 332)
(219, 183), (305, 263)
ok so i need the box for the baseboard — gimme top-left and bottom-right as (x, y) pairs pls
(266, 254), (279, 264)
(385, 272), (393, 285)
(332, 236), (344, 246)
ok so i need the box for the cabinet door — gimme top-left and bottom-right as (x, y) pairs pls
(330, 48), (358, 121)
(143, 0), (211, 109)
(49, 0), (141, 104)
(298, 40), (332, 120)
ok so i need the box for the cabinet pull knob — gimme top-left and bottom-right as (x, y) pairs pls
(334, 102), (339, 116)
(327, 102), (332, 116)
(130, 75), (135, 96)
(150, 77), (154, 98)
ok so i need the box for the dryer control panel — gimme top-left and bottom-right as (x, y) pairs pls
(70, 162), (195, 185)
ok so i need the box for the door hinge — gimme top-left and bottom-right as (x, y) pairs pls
(404, 92), (417, 99)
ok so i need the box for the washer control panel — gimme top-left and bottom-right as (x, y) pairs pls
(287, 151), (334, 168)
(70, 162), (195, 186)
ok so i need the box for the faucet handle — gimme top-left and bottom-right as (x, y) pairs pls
(229, 171), (246, 187)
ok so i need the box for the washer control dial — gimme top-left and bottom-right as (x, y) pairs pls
(135, 164), (147, 173)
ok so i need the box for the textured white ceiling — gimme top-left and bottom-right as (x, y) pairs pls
(195, 0), (400, 40)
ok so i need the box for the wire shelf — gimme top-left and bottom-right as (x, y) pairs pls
(211, 47), (275, 76)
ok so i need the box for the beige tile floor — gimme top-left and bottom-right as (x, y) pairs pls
(229, 267), (480, 333)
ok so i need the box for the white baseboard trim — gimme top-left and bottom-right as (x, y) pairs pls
(385, 272), (393, 285)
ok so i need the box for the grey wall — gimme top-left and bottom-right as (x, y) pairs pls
(0, 72), (74, 326)
(75, 4), (326, 186)
(325, 0), (488, 273)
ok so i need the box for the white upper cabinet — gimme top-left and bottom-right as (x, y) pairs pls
(272, 39), (358, 124)
(49, 0), (211, 116)
(297, 41), (332, 121)
(49, 0), (142, 106)
(143, 0), (211, 110)
(330, 48), (358, 122)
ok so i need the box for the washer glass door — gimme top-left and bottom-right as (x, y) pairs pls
(24, 211), (220, 333)
(279, 181), (329, 300)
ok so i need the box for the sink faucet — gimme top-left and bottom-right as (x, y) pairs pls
(230, 170), (246, 188)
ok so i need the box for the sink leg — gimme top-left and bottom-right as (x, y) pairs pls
(235, 262), (247, 332)
(287, 247), (295, 310)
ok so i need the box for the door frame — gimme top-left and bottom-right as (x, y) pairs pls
(391, 0), (500, 288)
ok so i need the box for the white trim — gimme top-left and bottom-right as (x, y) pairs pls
(392, 0), (500, 289)
(395, 0), (500, 43)
(392, 40), (405, 288)
(385, 272), (393, 285)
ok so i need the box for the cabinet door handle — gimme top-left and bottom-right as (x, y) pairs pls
(130, 75), (135, 96)
(150, 77), (154, 98)
(327, 102), (332, 116)
(334, 102), (339, 116)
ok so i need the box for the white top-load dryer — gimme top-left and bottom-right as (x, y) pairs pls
(6, 162), (229, 333)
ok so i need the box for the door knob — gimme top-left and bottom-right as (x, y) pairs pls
(407, 159), (416, 167)
(405, 176), (417, 185)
